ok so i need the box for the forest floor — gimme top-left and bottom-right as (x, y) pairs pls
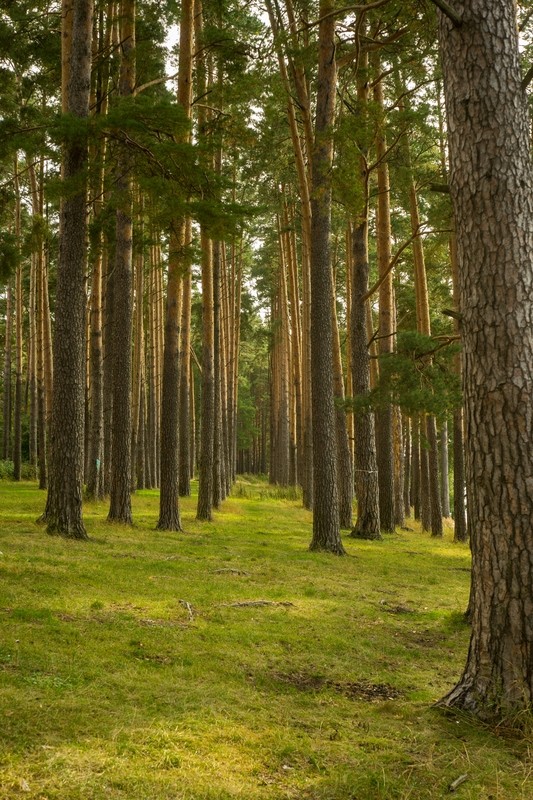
(0, 479), (532, 800)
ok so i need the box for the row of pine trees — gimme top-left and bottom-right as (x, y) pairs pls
(0, 0), (468, 544)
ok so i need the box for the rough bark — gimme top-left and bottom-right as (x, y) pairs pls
(308, 0), (344, 554)
(3, 281), (13, 460)
(108, 0), (135, 525)
(350, 219), (382, 541)
(42, 0), (93, 538)
(158, 0), (193, 529)
(374, 69), (395, 533)
(13, 162), (22, 481)
(440, 419), (451, 517)
(439, 0), (533, 717)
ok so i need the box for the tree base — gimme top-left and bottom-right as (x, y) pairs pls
(349, 528), (382, 541)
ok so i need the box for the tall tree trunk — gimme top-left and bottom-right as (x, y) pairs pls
(108, 0), (135, 524)
(87, 1), (111, 500)
(308, 0), (344, 554)
(42, 0), (93, 537)
(332, 274), (353, 529)
(3, 280), (13, 461)
(350, 215), (381, 541)
(196, 229), (215, 520)
(158, 0), (193, 529)
(266, 0), (313, 507)
(438, 0), (533, 717)
(373, 67), (395, 533)
(440, 419), (451, 517)
(179, 223), (193, 496)
(196, 2), (215, 521)
(408, 168), (443, 536)
(13, 160), (22, 480)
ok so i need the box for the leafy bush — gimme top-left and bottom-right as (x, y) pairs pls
(0, 461), (37, 480)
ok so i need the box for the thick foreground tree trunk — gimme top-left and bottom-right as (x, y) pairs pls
(439, 0), (533, 718)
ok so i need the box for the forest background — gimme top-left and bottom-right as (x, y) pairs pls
(2, 0), (533, 794)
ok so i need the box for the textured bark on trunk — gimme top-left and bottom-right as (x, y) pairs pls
(308, 0), (343, 555)
(86, 4), (110, 501)
(212, 240), (224, 507)
(439, 419), (451, 518)
(439, 0), (533, 717)
(158, 0), (193, 528)
(403, 415), (411, 518)
(350, 220), (381, 541)
(332, 277), (353, 529)
(179, 251), (192, 497)
(266, 0), (313, 508)
(374, 68), (395, 533)
(3, 281), (13, 460)
(13, 162), (22, 480)
(108, 0), (135, 525)
(42, 0), (93, 538)
(196, 231), (215, 520)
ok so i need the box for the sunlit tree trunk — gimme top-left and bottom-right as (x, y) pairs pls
(439, 0), (533, 717)
(308, 0), (344, 554)
(13, 160), (22, 481)
(42, 0), (93, 537)
(108, 0), (135, 524)
(373, 67), (395, 533)
(408, 164), (443, 537)
(87, 0), (112, 500)
(2, 280), (13, 461)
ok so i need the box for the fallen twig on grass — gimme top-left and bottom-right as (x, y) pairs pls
(179, 599), (197, 620)
(219, 600), (294, 608)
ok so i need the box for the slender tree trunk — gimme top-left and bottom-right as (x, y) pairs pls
(179, 223), (192, 496)
(13, 161), (22, 480)
(408, 168), (443, 536)
(3, 281), (13, 461)
(332, 274), (353, 529)
(158, 0), (193, 529)
(373, 67), (395, 533)
(42, 0), (93, 538)
(440, 419), (451, 517)
(108, 0), (135, 524)
(308, 0), (344, 554)
(350, 217), (381, 541)
(403, 415), (411, 518)
(196, 230), (215, 520)
(212, 239), (224, 506)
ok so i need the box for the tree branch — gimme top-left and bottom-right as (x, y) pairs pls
(134, 72), (179, 96)
(428, 0), (462, 27)
(521, 63), (533, 91)
(302, 0), (391, 32)
(362, 231), (420, 302)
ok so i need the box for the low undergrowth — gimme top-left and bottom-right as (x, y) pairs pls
(0, 481), (531, 799)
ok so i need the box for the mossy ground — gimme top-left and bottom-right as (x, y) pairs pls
(0, 480), (531, 799)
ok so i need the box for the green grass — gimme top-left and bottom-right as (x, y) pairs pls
(0, 481), (531, 799)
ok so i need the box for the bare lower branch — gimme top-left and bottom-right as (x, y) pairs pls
(428, 0), (462, 27)
(521, 63), (533, 91)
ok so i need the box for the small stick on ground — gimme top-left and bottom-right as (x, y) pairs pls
(179, 599), (197, 620)
(220, 600), (294, 608)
